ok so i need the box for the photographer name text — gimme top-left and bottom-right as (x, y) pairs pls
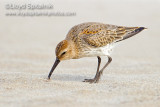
(5, 4), (54, 10)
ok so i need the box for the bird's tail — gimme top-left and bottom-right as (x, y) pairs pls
(117, 27), (147, 42)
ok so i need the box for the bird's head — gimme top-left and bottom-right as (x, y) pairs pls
(55, 40), (75, 61)
(48, 40), (76, 79)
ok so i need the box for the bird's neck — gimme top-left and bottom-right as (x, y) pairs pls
(68, 40), (79, 59)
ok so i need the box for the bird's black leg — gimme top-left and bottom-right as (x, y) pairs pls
(94, 56), (112, 83)
(96, 56), (112, 82)
(83, 56), (101, 83)
(83, 56), (112, 83)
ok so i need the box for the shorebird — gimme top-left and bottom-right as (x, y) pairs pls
(48, 22), (146, 83)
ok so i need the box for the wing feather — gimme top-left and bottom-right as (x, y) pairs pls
(66, 22), (146, 47)
(80, 24), (145, 47)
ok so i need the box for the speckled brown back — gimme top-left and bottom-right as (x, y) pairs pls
(66, 22), (145, 48)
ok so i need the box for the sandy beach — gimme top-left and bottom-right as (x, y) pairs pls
(0, 0), (160, 107)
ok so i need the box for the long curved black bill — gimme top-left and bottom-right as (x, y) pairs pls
(48, 58), (60, 79)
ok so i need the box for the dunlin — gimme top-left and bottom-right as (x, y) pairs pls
(48, 22), (146, 83)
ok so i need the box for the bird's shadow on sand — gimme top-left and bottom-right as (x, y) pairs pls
(48, 74), (90, 82)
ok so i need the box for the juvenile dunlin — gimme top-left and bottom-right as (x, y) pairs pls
(48, 22), (146, 83)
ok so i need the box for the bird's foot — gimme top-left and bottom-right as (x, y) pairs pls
(83, 72), (101, 83)
(83, 78), (99, 83)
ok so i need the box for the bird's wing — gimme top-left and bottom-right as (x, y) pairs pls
(79, 24), (145, 47)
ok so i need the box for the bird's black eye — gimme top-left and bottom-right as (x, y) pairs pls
(61, 51), (66, 56)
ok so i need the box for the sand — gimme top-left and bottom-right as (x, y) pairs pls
(0, 0), (160, 107)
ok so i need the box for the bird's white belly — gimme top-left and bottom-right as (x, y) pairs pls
(83, 44), (114, 57)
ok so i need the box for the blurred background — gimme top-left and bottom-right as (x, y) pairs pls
(0, 0), (160, 107)
(0, 0), (160, 73)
